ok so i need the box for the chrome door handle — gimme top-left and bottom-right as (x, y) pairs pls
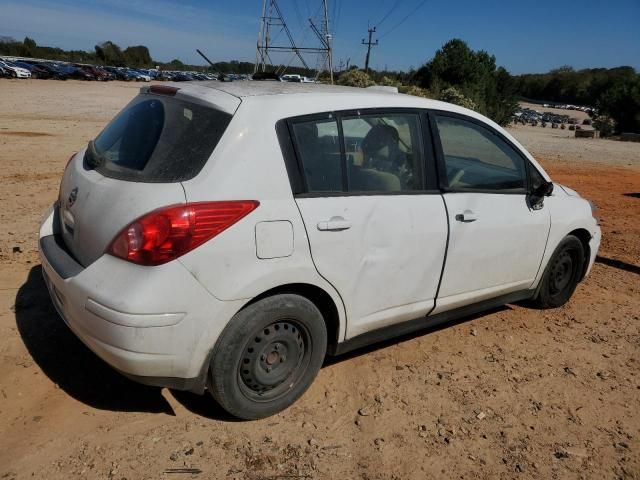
(455, 210), (477, 223)
(317, 216), (352, 231)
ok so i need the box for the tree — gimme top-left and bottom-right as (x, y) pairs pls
(95, 41), (124, 65)
(597, 75), (640, 133)
(166, 59), (185, 70)
(414, 39), (517, 125)
(22, 37), (37, 57)
(123, 46), (152, 67)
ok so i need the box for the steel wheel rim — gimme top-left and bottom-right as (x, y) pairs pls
(549, 249), (575, 296)
(238, 319), (311, 402)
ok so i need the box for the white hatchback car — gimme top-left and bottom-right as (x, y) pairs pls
(39, 82), (601, 419)
(0, 60), (31, 78)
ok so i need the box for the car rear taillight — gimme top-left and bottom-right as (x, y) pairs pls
(107, 201), (259, 266)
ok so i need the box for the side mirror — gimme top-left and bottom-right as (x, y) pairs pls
(529, 181), (554, 210)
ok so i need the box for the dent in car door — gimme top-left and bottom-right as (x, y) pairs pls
(296, 196), (448, 337)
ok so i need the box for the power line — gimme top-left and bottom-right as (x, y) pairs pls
(378, 0), (429, 39)
(375, 0), (402, 28)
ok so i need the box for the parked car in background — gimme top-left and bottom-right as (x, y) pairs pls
(17, 61), (60, 80)
(32, 62), (69, 80)
(0, 60), (31, 78)
(39, 82), (601, 420)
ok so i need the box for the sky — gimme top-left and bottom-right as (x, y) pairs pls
(1, 0), (639, 74)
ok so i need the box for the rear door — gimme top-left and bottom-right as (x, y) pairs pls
(286, 110), (448, 338)
(429, 112), (550, 313)
(58, 88), (237, 266)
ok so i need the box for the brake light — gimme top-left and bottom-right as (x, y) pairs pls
(149, 84), (179, 96)
(107, 201), (259, 266)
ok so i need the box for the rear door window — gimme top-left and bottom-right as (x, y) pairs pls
(342, 113), (424, 191)
(291, 118), (343, 192)
(92, 95), (232, 182)
(289, 111), (426, 194)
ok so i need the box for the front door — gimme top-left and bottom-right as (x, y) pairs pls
(289, 111), (448, 338)
(430, 112), (550, 313)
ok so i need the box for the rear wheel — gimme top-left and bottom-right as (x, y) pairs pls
(208, 294), (327, 420)
(532, 235), (584, 308)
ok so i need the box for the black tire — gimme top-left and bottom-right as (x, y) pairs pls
(208, 294), (327, 420)
(532, 235), (584, 308)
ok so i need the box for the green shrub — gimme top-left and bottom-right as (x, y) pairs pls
(439, 87), (477, 110)
(592, 115), (615, 137)
(336, 69), (375, 88)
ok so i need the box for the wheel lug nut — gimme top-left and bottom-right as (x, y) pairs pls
(274, 344), (279, 351)
(261, 354), (266, 361)
(266, 366), (272, 373)
(280, 356), (286, 362)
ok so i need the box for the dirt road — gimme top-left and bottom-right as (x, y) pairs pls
(1, 80), (638, 479)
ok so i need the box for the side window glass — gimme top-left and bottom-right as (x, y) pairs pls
(342, 113), (424, 192)
(291, 118), (342, 192)
(435, 115), (526, 191)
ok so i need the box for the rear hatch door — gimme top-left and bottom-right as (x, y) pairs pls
(58, 86), (238, 266)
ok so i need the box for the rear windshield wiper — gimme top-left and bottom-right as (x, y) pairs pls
(85, 140), (105, 169)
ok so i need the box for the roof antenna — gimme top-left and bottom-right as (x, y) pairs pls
(196, 49), (231, 81)
(196, 49), (215, 68)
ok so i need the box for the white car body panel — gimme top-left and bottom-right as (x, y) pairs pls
(433, 192), (550, 313)
(295, 195), (447, 338)
(38, 81), (600, 391)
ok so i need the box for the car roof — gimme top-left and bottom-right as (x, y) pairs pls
(172, 80), (467, 115)
(190, 80), (385, 98)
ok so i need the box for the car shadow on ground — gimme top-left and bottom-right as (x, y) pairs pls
(15, 265), (175, 415)
(596, 255), (640, 275)
(323, 305), (510, 366)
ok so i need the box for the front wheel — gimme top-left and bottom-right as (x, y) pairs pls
(532, 235), (585, 308)
(208, 294), (327, 420)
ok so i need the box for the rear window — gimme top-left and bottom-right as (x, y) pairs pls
(91, 95), (232, 182)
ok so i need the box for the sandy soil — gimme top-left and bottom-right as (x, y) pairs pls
(0, 79), (639, 480)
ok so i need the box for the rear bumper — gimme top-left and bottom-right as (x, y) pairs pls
(38, 205), (244, 392)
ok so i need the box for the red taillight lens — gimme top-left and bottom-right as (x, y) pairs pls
(107, 201), (259, 266)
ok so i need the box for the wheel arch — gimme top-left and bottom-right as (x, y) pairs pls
(568, 228), (592, 280)
(239, 283), (343, 353)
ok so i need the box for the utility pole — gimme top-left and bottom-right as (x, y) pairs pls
(362, 26), (378, 74)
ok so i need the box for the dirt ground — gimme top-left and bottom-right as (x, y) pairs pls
(0, 79), (638, 480)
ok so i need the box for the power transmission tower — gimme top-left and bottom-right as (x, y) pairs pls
(255, 0), (333, 83)
(362, 26), (378, 73)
